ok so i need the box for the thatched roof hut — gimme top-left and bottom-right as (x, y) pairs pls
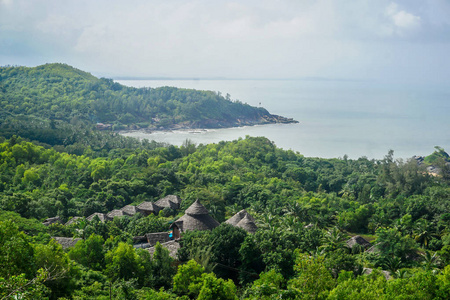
(86, 213), (109, 222)
(146, 232), (170, 246)
(185, 199), (210, 215)
(170, 199), (219, 238)
(155, 195), (182, 210)
(42, 216), (62, 226)
(346, 235), (372, 250)
(162, 195), (182, 207)
(147, 240), (180, 259)
(120, 205), (142, 216)
(236, 214), (258, 234)
(137, 202), (161, 216)
(65, 216), (83, 226)
(107, 209), (131, 219)
(225, 209), (256, 226)
(226, 210), (258, 233)
(52, 237), (82, 249)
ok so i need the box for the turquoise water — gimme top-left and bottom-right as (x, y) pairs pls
(116, 79), (450, 159)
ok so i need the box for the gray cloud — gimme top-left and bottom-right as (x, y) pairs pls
(1, 0), (449, 84)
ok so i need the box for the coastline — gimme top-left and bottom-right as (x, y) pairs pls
(117, 120), (299, 135)
(116, 114), (298, 135)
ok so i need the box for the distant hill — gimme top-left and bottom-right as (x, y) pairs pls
(0, 63), (296, 131)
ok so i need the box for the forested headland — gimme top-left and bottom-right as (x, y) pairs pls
(1, 63), (450, 299)
(0, 63), (296, 132)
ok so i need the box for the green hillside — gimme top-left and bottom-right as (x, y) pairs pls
(0, 63), (296, 130)
(2, 63), (450, 300)
(0, 135), (450, 298)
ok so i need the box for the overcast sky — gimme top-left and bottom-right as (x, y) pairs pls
(1, 0), (449, 84)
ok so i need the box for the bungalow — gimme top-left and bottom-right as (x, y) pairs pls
(170, 199), (219, 239)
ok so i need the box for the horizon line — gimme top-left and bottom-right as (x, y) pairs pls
(112, 76), (366, 82)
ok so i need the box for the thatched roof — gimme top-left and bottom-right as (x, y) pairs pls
(225, 209), (256, 226)
(155, 195), (180, 210)
(171, 213), (220, 232)
(236, 214), (258, 234)
(185, 199), (209, 215)
(137, 202), (161, 214)
(107, 209), (131, 219)
(120, 205), (141, 216)
(147, 240), (180, 259)
(170, 199), (219, 232)
(346, 235), (372, 249)
(65, 216), (83, 226)
(146, 232), (170, 246)
(52, 237), (82, 249)
(160, 195), (182, 206)
(42, 216), (62, 226)
(86, 213), (109, 222)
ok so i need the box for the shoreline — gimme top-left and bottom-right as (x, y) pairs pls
(116, 117), (299, 135)
(117, 121), (299, 135)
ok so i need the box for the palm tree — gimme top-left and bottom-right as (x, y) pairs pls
(394, 269), (409, 279)
(260, 210), (279, 230)
(230, 203), (241, 215)
(209, 204), (224, 222)
(382, 256), (404, 275)
(283, 215), (302, 233)
(285, 201), (306, 221)
(191, 244), (216, 273)
(320, 227), (347, 253)
(339, 183), (356, 200)
(421, 251), (440, 271)
(413, 219), (436, 248)
(72, 218), (88, 239)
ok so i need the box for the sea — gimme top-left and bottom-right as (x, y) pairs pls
(116, 79), (450, 160)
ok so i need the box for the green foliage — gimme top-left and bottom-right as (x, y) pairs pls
(424, 146), (450, 165)
(209, 224), (247, 278)
(126, 214), (167, 236)
(71, 268), (109, 299)
(148, 243), (176, 289)
(288, 252), (335, 299)
(173, 259), (206, 297)
(373, 227), (418, 265)
(173, 260), (237, 300)
(0, 221), (36, 279)
(196, 272), (238, 300)
(104, 242), (145, 282)
(0, 210), (47, 239)
(0, 119), (450, 298)
(68, 234), (105, 271)
(137, 287), (178, 300)
(327, 270), (386, 300)
(243, 269), (287, 300)
(324, 249), (360, 278)
(0, 269), (49, 300)
(245, 228), (300, 279)
(0, 63), (280, 132)
(33, 239), (79, 299)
